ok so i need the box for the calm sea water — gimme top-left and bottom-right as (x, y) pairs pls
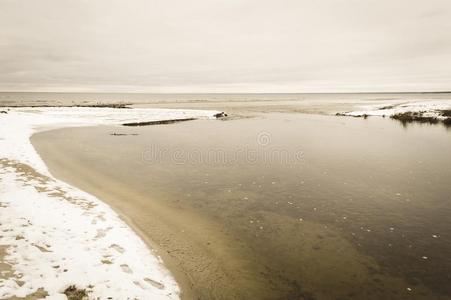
(33, 112), (451, 299)
(1, 91), (451, 106)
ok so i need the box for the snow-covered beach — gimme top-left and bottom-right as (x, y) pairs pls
(0, 107), (221, 299)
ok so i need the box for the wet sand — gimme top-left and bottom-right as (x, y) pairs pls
(31, 111), (451, 299)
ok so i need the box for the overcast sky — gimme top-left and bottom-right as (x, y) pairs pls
(1, 0), (450, 93)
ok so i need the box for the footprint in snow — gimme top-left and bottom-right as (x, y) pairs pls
(110, 244), (125, 254)
(120, 264), (133, 274)
(144, 277), (165, 290)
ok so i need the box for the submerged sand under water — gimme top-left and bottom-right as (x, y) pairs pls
(31, 112), (451, 300)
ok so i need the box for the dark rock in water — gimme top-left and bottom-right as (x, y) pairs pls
(379, 105), (396, 110)
(110, 133), (139, 136)
(0, 111), (7, 114)
(214, 112), (228, 118)
(335, 112), (362, 118)
(122, 117), (196, 127)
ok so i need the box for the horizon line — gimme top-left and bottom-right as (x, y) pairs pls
(1, 90), (450, 95)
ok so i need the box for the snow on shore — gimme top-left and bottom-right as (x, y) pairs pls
(0, 107), (221, 299)
(0, 107), (222, 176)
(338, 100), (451, 119)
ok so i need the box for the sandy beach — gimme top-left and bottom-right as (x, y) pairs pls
(0, 107), (221, 299)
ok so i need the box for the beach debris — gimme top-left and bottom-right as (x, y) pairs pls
(407, 287), (412, 292)
(432, 234), (439, 238)
(0, 110), (7, 114)
(422, 256), (428, 260)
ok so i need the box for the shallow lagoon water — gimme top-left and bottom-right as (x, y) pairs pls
(33, 113), (451, 299)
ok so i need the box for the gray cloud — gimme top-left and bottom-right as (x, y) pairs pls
(1, 0), (450, 92)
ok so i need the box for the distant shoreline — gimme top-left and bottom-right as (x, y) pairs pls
(1, 91), (451, 95)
